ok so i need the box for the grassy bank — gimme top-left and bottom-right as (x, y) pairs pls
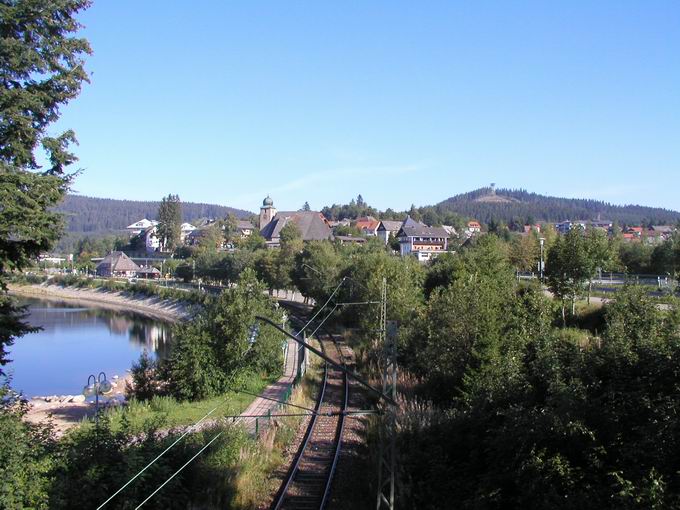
(66, 354), (324, 508)
(102, 373), (273, 435)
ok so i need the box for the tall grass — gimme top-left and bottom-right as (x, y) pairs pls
(233, 343), (323, 507)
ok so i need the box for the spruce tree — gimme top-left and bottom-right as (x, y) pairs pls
(0, 0), (92, 373)
(157, 193), (182, 251)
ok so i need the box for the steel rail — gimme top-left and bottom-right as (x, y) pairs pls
(271, 309), (350, 510)
(320, 333), (349, 509)
(271, 312), (330, 510)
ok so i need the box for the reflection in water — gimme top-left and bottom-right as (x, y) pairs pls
(128, 322), (172, 359)
(7, 298), (173, 396)
(23, 298), (172, 357)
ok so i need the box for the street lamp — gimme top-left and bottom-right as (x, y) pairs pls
(539, 237), (546, 281)
(83, 372), (113, 428)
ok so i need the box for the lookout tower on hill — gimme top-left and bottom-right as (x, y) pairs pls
(260, 195), (277, 228)
(490, 183), (496, 195)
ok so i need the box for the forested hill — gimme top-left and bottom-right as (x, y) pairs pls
(436, 188), (680, 225)
(57, 195), (253, 235)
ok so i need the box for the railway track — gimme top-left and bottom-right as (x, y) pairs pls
(272, 309), (349, 510)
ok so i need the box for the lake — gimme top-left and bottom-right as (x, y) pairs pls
(6, 297), (173, 397)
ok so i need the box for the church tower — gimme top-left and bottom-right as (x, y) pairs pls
(260, 195), (277, 228)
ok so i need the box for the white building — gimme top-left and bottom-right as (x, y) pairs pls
(397, 217), (449, 262)
(141, 226), (162, 253)
(180, 223), (196, 243)
(126, 219), (159, 236)
(377, 220), (403, 245)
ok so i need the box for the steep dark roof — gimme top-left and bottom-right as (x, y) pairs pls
(96, 251), (141, 273)
(137, 265), (161, 275)
(260, 211), (332, 242)
(651, 225), (674, 233)
(402, 216), (421, 229)
(397, 217), (449, 239)
(378, 220), (403, 232)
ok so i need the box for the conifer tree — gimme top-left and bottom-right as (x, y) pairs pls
(157, 193), (182, 251)
(0, 0), (92, 373)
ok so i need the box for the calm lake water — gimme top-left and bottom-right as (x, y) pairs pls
(6, 297), (172, 397)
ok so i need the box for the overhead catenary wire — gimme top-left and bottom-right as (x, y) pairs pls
(96, 395), (235, 509)
(134, 430), (224, 509)
(232, 386), (317, 414)
(223, 410), (380, 419)
(298, 275), (348, 333)
(100, 300), (327, 508)
(125, 410), (377, 509)
(102, 275), (375, 509)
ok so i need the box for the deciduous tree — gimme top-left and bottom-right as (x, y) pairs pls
(545, 228), (592, 324)
(164, 269), (284, 400)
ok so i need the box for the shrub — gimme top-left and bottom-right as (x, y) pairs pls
(163, 269), (285, 401)
(126, 351), (164, 401)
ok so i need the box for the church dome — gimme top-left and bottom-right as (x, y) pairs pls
(262, 195), (274, 207)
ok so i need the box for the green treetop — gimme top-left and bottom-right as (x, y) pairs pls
(157, 193), (182, 251)
(0, 0), (92, 374)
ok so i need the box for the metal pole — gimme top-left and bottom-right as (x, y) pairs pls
(255, 316), (396, 405)
(95, 387), (100, 429)
(376, 277), (396, 510)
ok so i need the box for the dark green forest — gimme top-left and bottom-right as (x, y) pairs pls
(57, 195), (252, 236)
(436, 187), (680, 225)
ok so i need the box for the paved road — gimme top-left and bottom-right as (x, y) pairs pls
(238, 337), (299, 436)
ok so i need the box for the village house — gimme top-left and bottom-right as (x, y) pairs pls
(237, 220), (255, 238)
(464, 220), (482, 237)
(136, 265), (162, 279)
(126, 219), (158, 236)
(627, 226), (644, 238)
(259, 196), (333, 246)
(184, 224), (225, 249)
(141, 225), (162, 253)
(184, 228), (203, 247)
(328, 218), (351, 229)
(354, 216), (380, 236)
(397, 217), (449, 262)
(555, 220), (587, 234)
(644, 225), (675, 245)
(442, 225), (459, 238)
(180, 223), (196, 243)
(522, 224), (542, 235)
(96, 251), (141, 278)
(588, 219), (613, 231)
(377, 220), (403, 245)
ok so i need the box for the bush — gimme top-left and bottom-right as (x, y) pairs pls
(0, 387), (54, 510)
(126, 351), (163, 401)
(50, 415), (248, 509)
(394, 287), (680, 508)
(163, 269), (285, 401)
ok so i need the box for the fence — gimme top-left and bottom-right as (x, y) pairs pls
(253, 335), (308, 438)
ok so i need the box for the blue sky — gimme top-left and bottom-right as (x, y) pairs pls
(51, 1), (680, 213)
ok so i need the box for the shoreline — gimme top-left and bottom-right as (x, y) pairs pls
(22, 374), (132, 436)
(9, 282), (195, 434)
(8, 283), (194, 323)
